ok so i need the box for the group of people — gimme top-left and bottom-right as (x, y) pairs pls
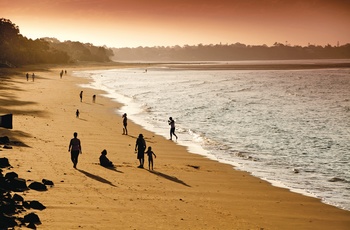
(122, 114), (178, 141)
(68, 132), (156, 171)
(25, 73), (35, 81)
(68, 95), (178, 171)
(79, 91), (96, 104)
(68, 132), (115, 169)
(135, 134), (156, 170)
(60, 70), (67, 78)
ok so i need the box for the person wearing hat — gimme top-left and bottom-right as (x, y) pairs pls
(135, 134), (146, 168)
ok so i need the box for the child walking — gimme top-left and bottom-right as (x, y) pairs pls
(145, 146), (156, 171)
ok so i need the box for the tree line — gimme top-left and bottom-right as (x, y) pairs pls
(0, 18), (113, 67)
(112, 42), (350, 61)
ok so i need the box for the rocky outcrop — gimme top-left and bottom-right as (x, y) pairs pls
(0, 158), (53, 229)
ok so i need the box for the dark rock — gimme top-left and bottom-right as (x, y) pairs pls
(5, 172), (18, 180)
(12, 193), (24, 202)
(27, 222), (37, 229)
(23, 212), (41, 224)
(0, 213), (17, 228)
(0, 157), (10, 168)
(0, 199), (16, 215)
(23, 201), (31, 209)
(3, 145), (13, 149)
(30, 200), (46, 210)
(9, 177), (28, 192)
(28, 181), (47, 191)
(42, 179), (54, 186)
(0, 158), (47, 228)
(0, 136), (10, 144)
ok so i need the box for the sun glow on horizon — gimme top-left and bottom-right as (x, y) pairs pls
(2, 0), (349, 48)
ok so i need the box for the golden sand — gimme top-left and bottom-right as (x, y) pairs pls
(0, 64), (349, 229)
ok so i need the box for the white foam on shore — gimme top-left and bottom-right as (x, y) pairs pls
(73, 66), (350, 211)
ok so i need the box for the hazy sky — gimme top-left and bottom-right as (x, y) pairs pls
(1, 0), (350, 48)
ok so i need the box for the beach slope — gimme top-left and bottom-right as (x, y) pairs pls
(0, 65), (349, 229)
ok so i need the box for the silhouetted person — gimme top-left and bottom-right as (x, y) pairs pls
(92, 95), (96, 103)
(145, 146), (156, 171)
(122, 113), (128, 135)
(168, 117), (178, 140)
(79, 91), (83, 102)
(135, 134), (146, 168)
(68, 132), (82, 169)
(76, 109), (80, 118)
(65, 70), (67, 74)
(99, 149), (114, 168)
(32, 73), (35, 82)
(60, 70), (64, 78)
(26, 73), (29, 81)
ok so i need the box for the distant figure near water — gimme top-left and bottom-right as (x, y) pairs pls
(99, 149), (114, 168)
(92, 95), (96, 103)
(79, 91), (83, 102)
(122, 113), (128, 135)
(76, 109), (80, 118)
(168, 117), (178, 140)
(145, 146), (156, 171)
(32, 73), (35, 82)
(68, 132), (82, 169)
(26, 73), (29, 81)
(135, 134), (146, 168)
(60, 70), (64, 78)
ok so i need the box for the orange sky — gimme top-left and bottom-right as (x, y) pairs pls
(1, 0), (350, 48)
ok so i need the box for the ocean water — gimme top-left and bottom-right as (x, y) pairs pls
(73, 63), (350, 211)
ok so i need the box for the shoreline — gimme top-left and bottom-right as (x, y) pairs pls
(74, 64), (350, 212)
(114, 59), (350, 70)
(1, 63), (350, 229)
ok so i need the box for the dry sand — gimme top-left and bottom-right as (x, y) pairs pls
(1, 64), (350, 229)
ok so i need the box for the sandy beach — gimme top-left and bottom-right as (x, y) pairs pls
(1, 64), (350, 229)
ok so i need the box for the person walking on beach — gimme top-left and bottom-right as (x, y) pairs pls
(135, 134), (146, 168)
(168, 117), (178, 140)
(68, 132), (82, 169)
(32, 73), (35, 82)
(60, 70), (64, 78)
(122, 113), (128, 135)
(26, 73), (29, 81)
(145, 146), (156, 171)
(92, 95), (96, 103)
(79, 91), (83, 102)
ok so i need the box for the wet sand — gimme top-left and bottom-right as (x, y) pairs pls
(0, 63), (349, 229)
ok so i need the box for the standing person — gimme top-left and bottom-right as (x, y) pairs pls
(76, 109), (80, 118)
(122, 113), (128, 135)
(92, 95), (96, 103)
(135, 134), (146, 168)
(26, 73), (29, 81)
(145, 146), (156, 171)
(79, 91), (83, 102)
(60, 70), (63, 78)
(68, 132), (82, 169)
(32, 73), (35, 82)
(168, 117), (178, 140)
